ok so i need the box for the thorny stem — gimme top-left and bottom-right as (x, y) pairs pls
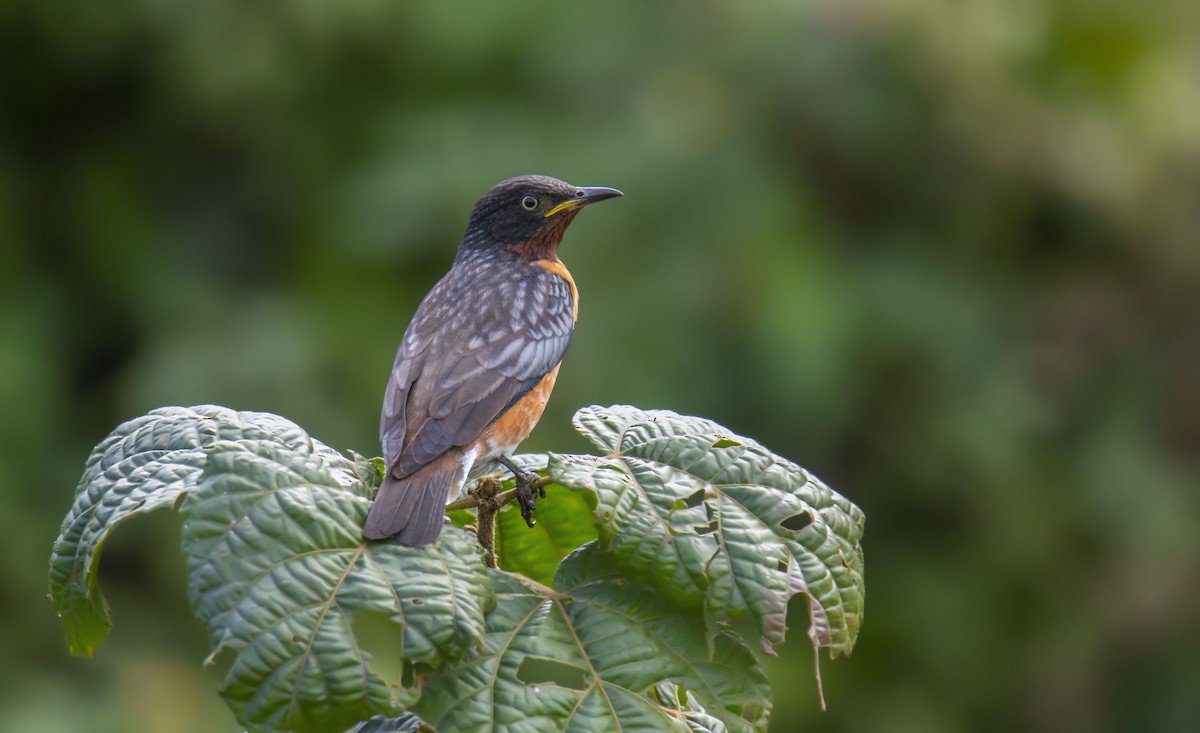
(449, 475), (552, 565)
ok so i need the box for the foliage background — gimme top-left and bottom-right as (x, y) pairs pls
(3, 1), (1198, 731)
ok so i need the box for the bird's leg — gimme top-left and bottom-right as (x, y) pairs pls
(497, 455), (544, 527)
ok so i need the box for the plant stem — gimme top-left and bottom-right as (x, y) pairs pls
(447, 475), (552, 564)
(472, 478), (500, 568)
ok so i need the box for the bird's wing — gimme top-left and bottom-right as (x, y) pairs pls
(380, 258), (575, 478)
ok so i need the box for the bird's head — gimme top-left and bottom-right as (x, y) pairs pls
(464, 175), (622, 259)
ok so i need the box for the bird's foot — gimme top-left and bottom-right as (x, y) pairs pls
(497, 456), (545, 528)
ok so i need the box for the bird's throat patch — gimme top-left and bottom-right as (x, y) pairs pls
(509, 210), (579, 261)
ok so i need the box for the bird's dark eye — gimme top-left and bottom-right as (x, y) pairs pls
(521, 195), (539, 211)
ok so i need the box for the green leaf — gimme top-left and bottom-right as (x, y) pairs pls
(495, 483), (598, 587)
(416, 543), (771, 733)
(49, 405), (357, 658)
(53, 403), (862, 730)
(649, 682), (731, 733)
(550, 405), (866, 657)
(346, 712), (424, 732)
(182, 439), (493, 733)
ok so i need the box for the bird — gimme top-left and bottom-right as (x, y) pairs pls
(364, 175), (622, 546)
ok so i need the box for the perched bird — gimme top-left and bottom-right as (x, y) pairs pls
(364, 175), (622, 546)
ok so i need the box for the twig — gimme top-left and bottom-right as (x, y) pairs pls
(445, 475), (551, 512)
(446, 475), (553, 564)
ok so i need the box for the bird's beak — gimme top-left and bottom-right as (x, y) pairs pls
(543, 186), (624, 218)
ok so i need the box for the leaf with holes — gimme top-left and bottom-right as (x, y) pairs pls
(49, 405), (361, 658)
(416, 543), (771, 733)
(182, 439), (493, 733)
(549, 405), (865, 658)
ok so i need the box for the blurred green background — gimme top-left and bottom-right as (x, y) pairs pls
(4, 1), (1199, 731)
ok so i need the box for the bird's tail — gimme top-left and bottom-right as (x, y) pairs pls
(363, 451), (463, 546)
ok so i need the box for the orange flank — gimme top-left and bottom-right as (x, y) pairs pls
(479, 364), (561, 454)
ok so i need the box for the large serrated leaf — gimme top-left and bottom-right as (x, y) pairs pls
(550, 405), (865, 657)
(416, 543), (771, 733)
(49, 405), (360, 658)
(182, 439), (493, 733)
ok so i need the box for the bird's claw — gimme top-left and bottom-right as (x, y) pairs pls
(497, 456), (544, 528)
(512, 468), (541, 528)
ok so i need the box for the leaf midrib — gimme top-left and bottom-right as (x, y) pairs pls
(284, 544), (366, 724)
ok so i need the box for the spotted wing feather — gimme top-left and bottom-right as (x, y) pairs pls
(380, 251), (574, 479)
